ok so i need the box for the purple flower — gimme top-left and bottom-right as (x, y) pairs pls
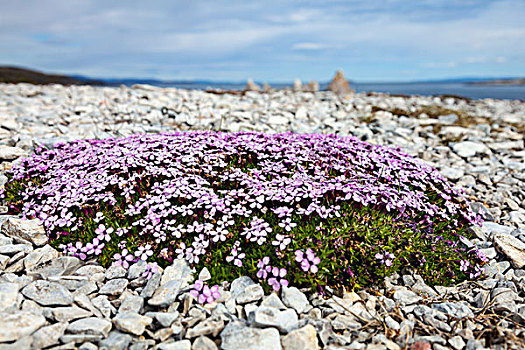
(113, 249), (134, 268)
(375, 251), (395, 267)
(226, 243), (245, 267)
(296, 249), (320, 273)
(189, 280), (220, 304)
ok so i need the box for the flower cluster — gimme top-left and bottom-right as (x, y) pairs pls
(2, 131), (486, 291)
(189, 280), (221, 304)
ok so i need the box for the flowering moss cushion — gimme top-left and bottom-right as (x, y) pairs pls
(2, 131), (487, 293)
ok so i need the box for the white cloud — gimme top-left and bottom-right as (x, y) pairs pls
(292, 42), (326, 50)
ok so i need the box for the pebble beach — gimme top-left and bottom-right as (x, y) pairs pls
(0, 83), (524, 350)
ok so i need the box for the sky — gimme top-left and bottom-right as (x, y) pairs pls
(1, 0), (524, 82)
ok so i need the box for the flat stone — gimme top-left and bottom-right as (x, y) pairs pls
(21, 280), (73, 306)
(105, 265), (127, 279)
(27, 256), (82, 278)
(99, 278), (129, 295)
(140, 272), (161, 298)
(148, 279), (182, 307)
(482, 222), (515, 237)
(440, 167), (464, 181)
(92, 295), (116, 319)
(0, 311), (46, 342)
(392, 288), (421, 306)
(75, 265), (106, 276)
(52, 306), (93, 322)
(331, 314), (362, 330)
(60, 334), (103, 344)
(118, 294), (144, 314)
(281, 324), (319, 350)
(452, 142), (489, 158)
(192, 335), (218, 350)
(248, 306), (298, 334)
(236, 284), (264, 304)
(67, 317), (112, 337)
(99, 330), (132, 350)
(113, 312), (152, 335)
(23, 244), (59, 270)
(260, 293), (287, 310)
(220, 321), (282, 350)
(156, 339), (192, 350)
(448, 335), (466, 350)
(2, 217), (47, 246)
(185, 318), (225, 338)
(0, 145), (27, 160)
(281, 287), (310, 314)
(431, 302), (474, 319)
(493, 233), (525, 269)
(0, 243), (32, 256)
(31, 322), (68, 348)
(0, 282), (19, 312)
(161, 259), (193, 287)
(127, 260), (147, 279)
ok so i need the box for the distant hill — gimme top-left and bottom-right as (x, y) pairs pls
(0, 66), (104, 85)
(468, 78), (525, 86)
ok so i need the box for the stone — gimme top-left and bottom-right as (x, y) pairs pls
(105, 265), (127, 279)
(281, 324), (319, 350)
(0, 311), (46, 342)
(60, 334), (103, 344)
(0, 243), (32, 256)
(99, 330), (132, 350)
(493, 233), (525, 268)
(281, 287), (309, 314)
(1, 217), (47, 246)
(31, 322), (68, 348)
(261, 293), (287, 310)
(392, 288), (421, 306)
(332, 314), (362, 330)
(452, 142), (489, 158)
(448, 335), (466, 350)
(118, 294), (144, 314)
(127, 260), (147, 279)
(186, 318), (224, 338)
(99, 278), (129, 295)
(198, 267), (211, 281)
(21, 280), (73, 306)
(113, 312), (152, 335)
(27, 256), (82, 278)
(248, 306), (298, 333)
(149, 279), (183, 307)
(431, 302), (474, 319)
(236, 283), (264, 304)
(157, 339), (192, 350)
(92, 295), (116, 318)
(140, 272), (161, 298)
(0, 145), (27, 160)
(220, 321), (282, 350)
(192, 335), (218, 350)
(52, 306), (93, 322)
(267, 115), (289, 125)
(23, 244), (59, 270)
(327, 70), (352, 95)
(245, 79), (260, 92)
(67, 317), (112, 337)
(161, 259), (193, 287)
(440, 167), (464, 181)
(75, 264), (106, 276)
(0, 282), (19, 312)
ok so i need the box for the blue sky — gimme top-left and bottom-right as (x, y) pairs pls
(1, 0), (524, 82)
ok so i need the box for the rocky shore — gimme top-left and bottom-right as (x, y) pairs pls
(0, 83), (524, 350)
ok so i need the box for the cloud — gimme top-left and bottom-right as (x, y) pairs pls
(0, 0), (523, 81)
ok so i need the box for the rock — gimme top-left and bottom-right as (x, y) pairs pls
(185, 318), (224, 338)
(52, 306), (93, 322)
(431, 302), (474, 319)
(105, 265), (127, 279)
(92, 295), (116, 318)
(148, 279), (183, 307)
(493, 233), (525, 268)
(452, 142), (489, 157)
(0, 311), (46, 342)
(331, 314), (362, 330)
(236, 284), (264, 304)
(157, 339), (192, 350)
(23, 244), (59, 270)
(21, 280), (73, 306)
(1, 218), (47, 246)
(99, 278), (129, 295)
(248, 306), (298, 333)
(281, 287), (309, 314)
(141, 271), (161, 298)
(0, 282), (19, 312)
(220, 321), (282, 350)
(118, 294), (144, 314)
(230, 276), (256, 299)
(448, 335), (466, 350)
(0, 243), (32, 256)
(281, 324), (319, 350)
(161, 259), (193, 287)
(27, 256), (82, 278)
(192, 335), (218, 350)
(293, 79), (302, 92)
(245, 79), (260, 92)
(0, 145), (27, 160)
(113, 312), (152, 336)
(127, 260), (147, 279)
(327, 70), (352, 95)
(31, 322), (68, 348)
(307, 81), (319, 93)
(267, 115), (289, 125)
(99, 330), (132, 350)
(67, 317), (112, 337)
(260, 293), (287, 310)
(392, 288), (421, 306)
(440, 167), (464, 181)
(198, 267), (211, 282)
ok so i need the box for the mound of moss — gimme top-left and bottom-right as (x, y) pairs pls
(2, 131), (487, 293)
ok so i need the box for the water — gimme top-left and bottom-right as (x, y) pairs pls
(122, 80), (525, 101)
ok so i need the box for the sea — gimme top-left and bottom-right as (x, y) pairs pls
(138, 81), (525, 101)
